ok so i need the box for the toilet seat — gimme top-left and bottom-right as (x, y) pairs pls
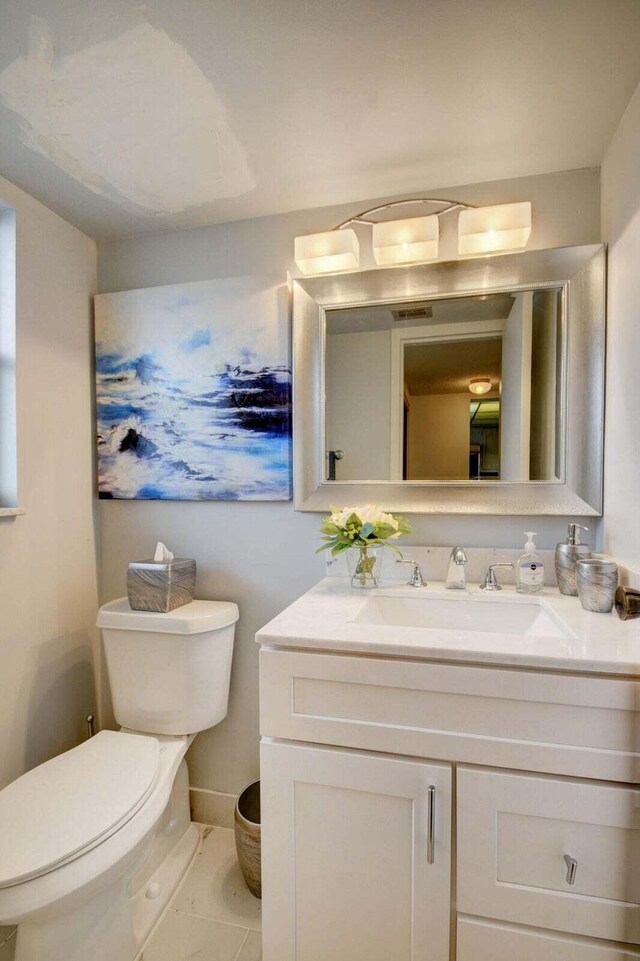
(0, 731), (160, 889)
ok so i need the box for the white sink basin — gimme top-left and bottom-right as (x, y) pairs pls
(353, 594), (572, 638)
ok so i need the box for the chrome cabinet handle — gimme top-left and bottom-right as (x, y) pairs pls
(564, 854), (578, 885)
(427, 786), (436, 864)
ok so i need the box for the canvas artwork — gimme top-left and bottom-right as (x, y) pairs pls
(94, 276), (291, 500)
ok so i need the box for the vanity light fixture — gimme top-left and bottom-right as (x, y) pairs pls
(469, 377), (492, 395)
(294, 228), (359, 275)
(294, 199), (532, 275)
(458, 202), (532, 255)
(372, 214), (439, 265)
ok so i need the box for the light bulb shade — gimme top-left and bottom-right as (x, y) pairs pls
(458, 202), (531, 255)
(372, 215), (439, 265)
(469, 377), (492, 394)
(294, 228), (359, 275)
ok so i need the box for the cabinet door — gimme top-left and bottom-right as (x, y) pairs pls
(457, 767), (640, 944)
(261, 740), (451, 961)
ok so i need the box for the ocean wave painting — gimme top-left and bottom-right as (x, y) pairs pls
(94, 276), (292, 500)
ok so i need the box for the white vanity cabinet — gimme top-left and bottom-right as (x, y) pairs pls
(260, 741), (451, 961)
(259, 646), (640, 961)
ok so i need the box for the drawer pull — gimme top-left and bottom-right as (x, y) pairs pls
(564, 854), (578, 885)
(427, 785), (436, 864)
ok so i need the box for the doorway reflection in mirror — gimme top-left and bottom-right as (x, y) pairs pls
(325, 288), (562, 483)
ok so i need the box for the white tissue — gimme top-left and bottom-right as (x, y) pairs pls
(153, 541), (174, 563)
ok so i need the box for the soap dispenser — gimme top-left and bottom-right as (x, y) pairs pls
(554, 523), (591, 596)
(515, 531), (545, 594)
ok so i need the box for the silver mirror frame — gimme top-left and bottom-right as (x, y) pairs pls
(292, 243), (605, 515)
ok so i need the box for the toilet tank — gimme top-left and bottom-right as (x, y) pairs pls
(97, 598), (239, 736)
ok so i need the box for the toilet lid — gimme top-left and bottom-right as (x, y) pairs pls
(0, 730), (160, 888)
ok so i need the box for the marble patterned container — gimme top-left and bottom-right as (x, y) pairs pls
(576, 558), (618, 613)
(554, 543), (591, 595)
(127, 558), (196, 612)
(235, 781), (261, 899)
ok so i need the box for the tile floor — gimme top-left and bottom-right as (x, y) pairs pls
(0, 825), (262, 961)
(139, 825), (262, 961)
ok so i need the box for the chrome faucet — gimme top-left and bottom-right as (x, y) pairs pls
(480, 562), (514, 592)
(446, 546), (468, 590)
(396, 558), (427, 587)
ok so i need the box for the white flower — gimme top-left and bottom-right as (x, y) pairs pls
(330, 504), (400, 536)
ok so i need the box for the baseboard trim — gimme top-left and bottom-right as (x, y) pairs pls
(189, 787), (237, 829)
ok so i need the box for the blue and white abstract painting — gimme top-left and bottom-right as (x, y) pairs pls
(94, 276), (291, 500)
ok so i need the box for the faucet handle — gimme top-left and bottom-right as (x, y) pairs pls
(481, 563), (514, 592)
(396, 558), (427, 588)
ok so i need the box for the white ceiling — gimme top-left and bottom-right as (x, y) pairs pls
(1, 0), (639, 240)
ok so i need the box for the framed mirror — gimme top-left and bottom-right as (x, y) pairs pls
(292, 244), (605, 514)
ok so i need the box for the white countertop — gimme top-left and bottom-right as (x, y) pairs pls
(256, 578), (640, 676)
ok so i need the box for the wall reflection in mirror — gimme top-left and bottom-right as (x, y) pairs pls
(325, 288), (563, 483)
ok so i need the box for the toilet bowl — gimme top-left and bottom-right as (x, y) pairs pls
(0, 598), (238, 961)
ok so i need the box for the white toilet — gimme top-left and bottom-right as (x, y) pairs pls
(0, 597), (239, 961)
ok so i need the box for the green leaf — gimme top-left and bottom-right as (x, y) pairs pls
(382, 542), (403, 555)
(375, 523), (397, 539)
(331, 543), (351, 556)
(319, 519), (341, 535)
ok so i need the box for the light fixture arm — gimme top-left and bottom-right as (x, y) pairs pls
(334, 197), (477, 231)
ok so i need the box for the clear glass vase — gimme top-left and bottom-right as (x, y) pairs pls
(346, 543), (383, 589)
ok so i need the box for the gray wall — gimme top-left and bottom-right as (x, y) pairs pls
(97, 167), (601, 797)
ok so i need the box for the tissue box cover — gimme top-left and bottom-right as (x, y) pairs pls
(127, 558), (197, 613)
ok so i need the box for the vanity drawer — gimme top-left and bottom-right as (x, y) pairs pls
(457, 918), (640, 961)
(457, 767), (640, 944)
(259, 649), (640, 782)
